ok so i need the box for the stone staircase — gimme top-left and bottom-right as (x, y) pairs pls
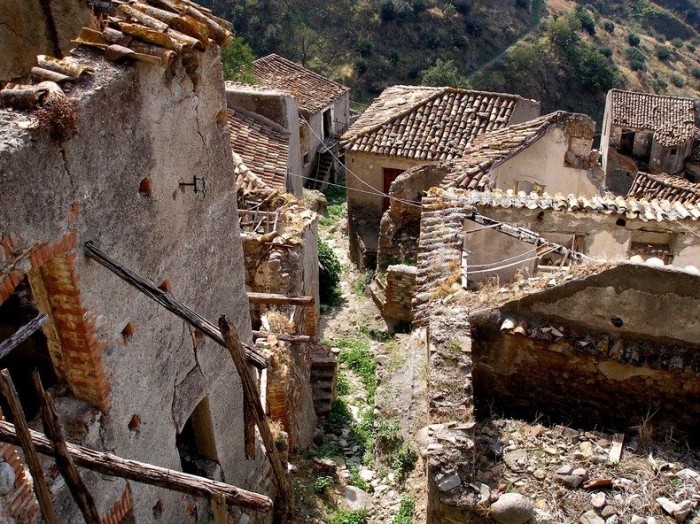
(310, 348), (337, 418)
(312, 150), (335, 191)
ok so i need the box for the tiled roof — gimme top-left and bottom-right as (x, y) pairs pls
(451, 188), (700, 222)
(609, 89), (698, 147)
(253, 54), (349, 116)
(628, 172), (700, 204)
(1, 0), (232, 109)
(227, 106), (290, 191)
(443, 111), (581, 190)
(342, 86), (536, 161)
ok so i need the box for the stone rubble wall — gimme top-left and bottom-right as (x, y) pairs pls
(382, 264), (417, 322)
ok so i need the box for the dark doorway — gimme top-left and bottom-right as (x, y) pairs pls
(322, 109), (332, 140)
(620, 130), (635, 156)
(382, 167), (405, 211)
(176, 397), (220, 479)
(0, 278), (59, 421)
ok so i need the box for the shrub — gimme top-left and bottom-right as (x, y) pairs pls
(314, 475), (335, 494)
(670, 74), (685, 87)
(318, 239), (342, 305)
(628, 33), (641, 46)
(324, 399), (352, 435)
(333, 510), (368, 524)
(392, 494), (416, 524)
(599, 46), (612, 57)
(221, 35), (256, 83)
(392, 442), (417, 475)
(411, 0), (427, 13)
(691, 67), (700, 79)
(671, 37), (684, 48)
(357, 37), (372, 57)
(574, 45), (618, 90)
(652, 77), (668, 92)
(421, 58), (470, 88)
(687, 44), (696, 52)
(630, 59), (646, 72)
(575, 8), (596, 35)
(625, 46), (646, 64)
(603, 20), (615, 33)
(655, 44), (671, 60)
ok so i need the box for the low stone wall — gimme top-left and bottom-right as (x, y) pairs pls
(382, 265), (417, 322)
(425, 306), (480, 523)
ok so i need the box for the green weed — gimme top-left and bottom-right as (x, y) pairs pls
(391, 494), (416, 524)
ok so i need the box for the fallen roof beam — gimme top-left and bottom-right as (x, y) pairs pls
(84, 242), (267, 370)
(466, 211), (590, 263)
(252, 331), (311, 344)
(0, 314), (48, 360)
(0, 420), (273, 512)
(247, 292), (314, 307)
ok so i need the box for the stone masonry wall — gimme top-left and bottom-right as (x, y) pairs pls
(383, 265), (417, 322)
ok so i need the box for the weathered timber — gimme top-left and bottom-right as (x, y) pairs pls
(0, 371), (59, 524)
(33, 371), (101, 524)
(244, 402), (256, 460)
(247, 292), (314, 307)
(0, 421), (273, 512)
(219, 316), (293, 522)
(252, 331), (311, 344)
(466, 211), (590, 262)
(84, 241), (267, 369)
(0, 314), (48, 360)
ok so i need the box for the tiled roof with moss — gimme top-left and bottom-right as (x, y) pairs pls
(609, 89), (698, 147)
(253, 54), (349, 116)
(342, 85), (537, 161)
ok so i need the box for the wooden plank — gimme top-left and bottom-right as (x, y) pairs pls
(0, 370), (59, 524)
(0, 314), (48, 360)
(252, 331), (310, 344)
(32, 371), (102, 524)
(609, 433), (624, 464)
(219, 316), (293, 523)
(84, 241), (267, 370)
(0, 421), (273, 512)
(247, 292), (314, 307)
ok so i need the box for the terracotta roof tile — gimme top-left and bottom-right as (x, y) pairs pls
(609, 89), (698, 147)
(342, 86), (537, 161)
(628, 172), (700, 204)
(253, 54), (349, 115)
(449, 188), (700, 222)
(227, 106), (290, 191)
(442, 111), (585, 190)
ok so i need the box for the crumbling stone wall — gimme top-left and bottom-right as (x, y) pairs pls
(470, 264), (700, 439)
(382, 265), (417, 323)
(0, 45), (268, 523)
(425, 306), (481, 523)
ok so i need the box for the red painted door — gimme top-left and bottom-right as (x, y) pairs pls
(383, 168), (404, 211)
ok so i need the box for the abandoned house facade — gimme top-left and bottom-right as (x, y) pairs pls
(341, 85), (541, 268)
(600, 89), (700, 194)
(0, 1), (319, 522)
(252, 54), (351, 185)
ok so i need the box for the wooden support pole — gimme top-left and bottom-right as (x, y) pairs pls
(84, 241), (267, 370)
(218, 316), (293, 523)
(0, 370), (59, 524)
(0, 421), (273, 512)
(247, 292), (314, 307)
(32, 371), (101, 524)
(0, 314), (48, 360)
(252, 331), (311, 344)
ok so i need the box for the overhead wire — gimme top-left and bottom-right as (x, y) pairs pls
(460, 246), (558, 275)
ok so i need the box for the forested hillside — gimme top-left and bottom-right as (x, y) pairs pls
(204, 0), (700, 128)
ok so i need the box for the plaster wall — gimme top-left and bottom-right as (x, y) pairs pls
(649, 138), (694, 175)
(225, 86), (303, 196)
(346, 151), (425, 219)
(0, 47), (267, 523)
(492, 127), (600, 197)
(509, 99), (542, 125)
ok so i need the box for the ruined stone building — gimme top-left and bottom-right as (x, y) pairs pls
(340, 85), (540, 268)
(0, 1), (319, 522)
(252, 54), (351, 185)
(600, 89), (700, 194)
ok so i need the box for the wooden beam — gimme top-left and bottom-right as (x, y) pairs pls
(84, 241), (267, 370)
(32, 371), (101, 524)
(219, 316), (293, 523)
(0, 421), (273, 512)
(252, 331), (311, 344)
(247, 292), (314, 307)
(0, 314), (48, 360)
(467, 212), (590, 263)
(0, 370), (59, 524)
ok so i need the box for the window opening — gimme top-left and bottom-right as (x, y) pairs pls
(176, 397), (219, 479)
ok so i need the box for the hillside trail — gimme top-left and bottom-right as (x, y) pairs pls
(318, 208), (429, 523)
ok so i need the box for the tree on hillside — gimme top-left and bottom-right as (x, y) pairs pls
(421, 59), (470, 88)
